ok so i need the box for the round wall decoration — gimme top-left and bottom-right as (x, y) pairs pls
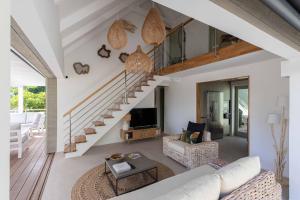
(97, 44), (111, 58)
(142, 7), (166, 45)
(73, 62), (90, 75)
(119, 52), (129, 63)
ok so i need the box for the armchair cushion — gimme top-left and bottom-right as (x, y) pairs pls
(10, 122), (21, 130)
(187, 121), (205, 143)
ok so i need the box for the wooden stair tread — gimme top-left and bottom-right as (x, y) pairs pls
(92, 120), (105, 126)
(64, 143), (76, 153)
(127, 94), (137, 98)
(84, 127), (97, 134)
(101, 114), (114, 118)
(122, 95), (136, 99)
(75, 135), (87, 143)
(108, 108), (122, 111)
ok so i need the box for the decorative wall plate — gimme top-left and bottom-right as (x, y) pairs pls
(73, 62), (90, 75)
(119, 52), (129, 63)
(98, 44), (111, 58)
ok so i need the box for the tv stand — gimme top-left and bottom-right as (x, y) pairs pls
(120, 128), (160, 142)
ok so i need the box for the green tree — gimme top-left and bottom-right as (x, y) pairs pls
(10, 87), (18, 110)
(24, 89), (45, 110)
(26, 86), (45, 94)
(10, 86), (46, 112)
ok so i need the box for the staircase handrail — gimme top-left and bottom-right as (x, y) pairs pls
(63, 70), (126, 117)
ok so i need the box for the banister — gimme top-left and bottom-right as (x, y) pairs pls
(63, 70), (126, 117)
(146, 18), (194, 55)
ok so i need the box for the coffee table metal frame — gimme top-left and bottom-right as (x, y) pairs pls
(104, 158), (158, 196)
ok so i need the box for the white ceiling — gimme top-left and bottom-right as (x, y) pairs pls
(56, 0), (189, 55)
(10, 52), (45, 87)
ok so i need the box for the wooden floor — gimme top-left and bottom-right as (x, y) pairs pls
(10, 134), (54, 200)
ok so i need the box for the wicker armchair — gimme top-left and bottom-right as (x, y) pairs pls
(163, 135), (219, 168)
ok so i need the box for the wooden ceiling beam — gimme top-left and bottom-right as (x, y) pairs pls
(159, 41), (261, 75)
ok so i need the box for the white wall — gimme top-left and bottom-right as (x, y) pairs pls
(0, 0), (10, 198)
(164, 58), (289, 176)
(57, 12), (153, 151)
(282, 59), (300, 199)
(11, 0), (64, 77)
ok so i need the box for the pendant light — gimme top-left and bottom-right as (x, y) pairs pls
(124, 45), (153, 73)
(107, 19), (137, 49)
(142, 6), (166, 45)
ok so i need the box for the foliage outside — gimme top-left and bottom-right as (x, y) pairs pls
(10, 86), (46, 112)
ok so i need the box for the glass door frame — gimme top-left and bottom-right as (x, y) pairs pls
(234, 85), (249, 138)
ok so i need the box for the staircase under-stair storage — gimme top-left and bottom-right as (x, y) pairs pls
(63, 70), (169, 158)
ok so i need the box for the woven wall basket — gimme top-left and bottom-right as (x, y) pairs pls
(107, 20), (127, 49)
(124, 45), (153, 73)
(142, 7), (166, 45)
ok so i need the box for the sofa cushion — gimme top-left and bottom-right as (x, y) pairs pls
(111, 164), (217, 200)
(10, 122), (21, 130)
(10, 113), (26, 124)
(216, 156), (261, 196)
(153, 174), (221, 200)
(168, 141), (185, 154)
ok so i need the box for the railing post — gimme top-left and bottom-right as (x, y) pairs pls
(214, 28), (217, 56)
(181, 25), (185, 63)
(69, 113), (72, 151)
(124, 71), (128, 104)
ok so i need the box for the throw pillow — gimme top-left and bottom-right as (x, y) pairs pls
(179, 131), (186, 142)
(216, 156), (261, 197)
(190, 132), (200, 144)
(185, 130), (192, 144)
(187, 121), (206, 143)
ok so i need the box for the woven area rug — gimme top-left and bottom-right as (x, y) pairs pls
(71, 161), (174, 200)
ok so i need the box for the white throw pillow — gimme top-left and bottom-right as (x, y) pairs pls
(216, 156), (261, 196)
(153, 174), (221, 200)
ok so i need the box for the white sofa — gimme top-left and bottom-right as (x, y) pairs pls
(111, 157), (282, 200)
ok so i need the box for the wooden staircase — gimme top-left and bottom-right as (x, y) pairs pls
(63, 72), (169, 157)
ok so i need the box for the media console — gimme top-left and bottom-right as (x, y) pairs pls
(120, 128), (160, 142)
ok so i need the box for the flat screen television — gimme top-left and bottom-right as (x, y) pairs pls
(130, 108), (157, 129)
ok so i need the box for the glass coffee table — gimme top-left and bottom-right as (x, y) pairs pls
(104, 152), (158, 196)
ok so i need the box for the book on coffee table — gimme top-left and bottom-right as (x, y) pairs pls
(112, 162), (131, 174)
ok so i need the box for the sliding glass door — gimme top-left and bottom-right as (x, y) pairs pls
(234, 86), (249, 138)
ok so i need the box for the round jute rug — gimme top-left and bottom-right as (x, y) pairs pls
(71, 161), (174, 200)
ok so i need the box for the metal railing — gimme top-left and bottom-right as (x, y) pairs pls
(63, 69), (151, 150)
(148, 18), (244, 74)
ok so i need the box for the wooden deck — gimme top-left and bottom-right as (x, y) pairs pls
(10, 134), (54, 200)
